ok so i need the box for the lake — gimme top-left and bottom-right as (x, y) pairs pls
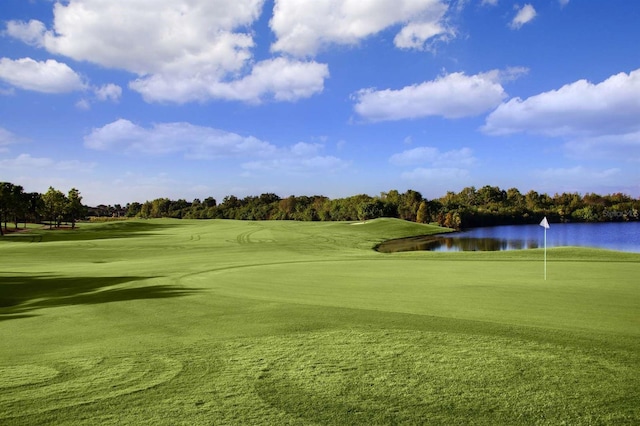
(377, 222), (640, 253)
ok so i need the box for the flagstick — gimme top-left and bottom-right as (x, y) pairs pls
(544, 226), (547, 281)
(540, 216), (549, 281)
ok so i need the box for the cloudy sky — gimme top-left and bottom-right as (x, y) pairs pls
(1, 0), (639, 205)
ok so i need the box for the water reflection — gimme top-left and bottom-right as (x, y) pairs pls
(378, 236), (540, 253)
(428, 237), (539, 252)
(377, 222), (640, 253)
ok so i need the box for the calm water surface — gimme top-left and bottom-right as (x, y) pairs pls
(381, 222), (640, 253)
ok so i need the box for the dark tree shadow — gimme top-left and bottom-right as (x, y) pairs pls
(1, 221), (185, 243)
(0, 275), (201, 320)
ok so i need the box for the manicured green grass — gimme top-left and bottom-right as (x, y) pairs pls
(1, 218), (639, 425)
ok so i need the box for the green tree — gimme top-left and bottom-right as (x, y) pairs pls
(572, 206), (600, 222)
(10, 184), (28, 229)
(0, 182), (15, 235)
(440, 191), (460, 211)
(139, 201), (152, 218)
(398, 190), (422, 222)
(457, 186), (478, 207)
(42, 187), (67, 228)
(553, 192), (584, 220)
(358, 200), (384, 222)
(126, 202), (142, 217)
(66, 188), (84, 229)
(583, 193), (605, 207)
(525, 190), (551, 212)
(477, 185), (506, 209)
(203, 197), (217, 208)
(151, 198), (171, 218)
(26, 192), (43, 225)
(506, 187), (525, 210)
(379, 190), (400, 217)
(168, 199), (190, 218)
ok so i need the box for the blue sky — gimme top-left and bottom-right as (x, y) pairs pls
(1, 0), (639, 206)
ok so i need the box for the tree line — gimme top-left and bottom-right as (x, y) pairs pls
(1, 182), (639, 235)
(0, 183), (84, 235)
(102, 186), (640, 228)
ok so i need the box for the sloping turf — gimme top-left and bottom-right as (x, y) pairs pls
(1, 218), (639, 425)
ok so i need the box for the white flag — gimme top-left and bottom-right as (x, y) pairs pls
(539, 216), (550, 229)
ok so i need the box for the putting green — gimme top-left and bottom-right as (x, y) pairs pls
(184, 257), (639, 335)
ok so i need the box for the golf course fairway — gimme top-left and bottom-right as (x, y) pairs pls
(1, 218), (639, 425)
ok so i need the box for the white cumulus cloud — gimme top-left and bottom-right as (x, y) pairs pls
(0, 57), (86, 93)
(290, 142), (323, 157)
(394, 19), (454, 50)
(270, 0), (453, 56)
(84, 119), (277, 159)
(6, 0), (329, 104)
(94, 84), (122, 102)
(78, 83), (123, 109)
(84, 119), (350, 176)
(483, 68), (640, 138)
(484, 68), (640, 164)
(5, 19), (47, 47)
(8, 1), (262, 76)
(510, 4), (536, 29)
(353, 70), (510, 121)
(130, 58), (329, 104)
(0, 153), (53, 169)
(226, 58), (329, 103)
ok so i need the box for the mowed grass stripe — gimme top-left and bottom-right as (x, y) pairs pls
(1, 218), (639, 425)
